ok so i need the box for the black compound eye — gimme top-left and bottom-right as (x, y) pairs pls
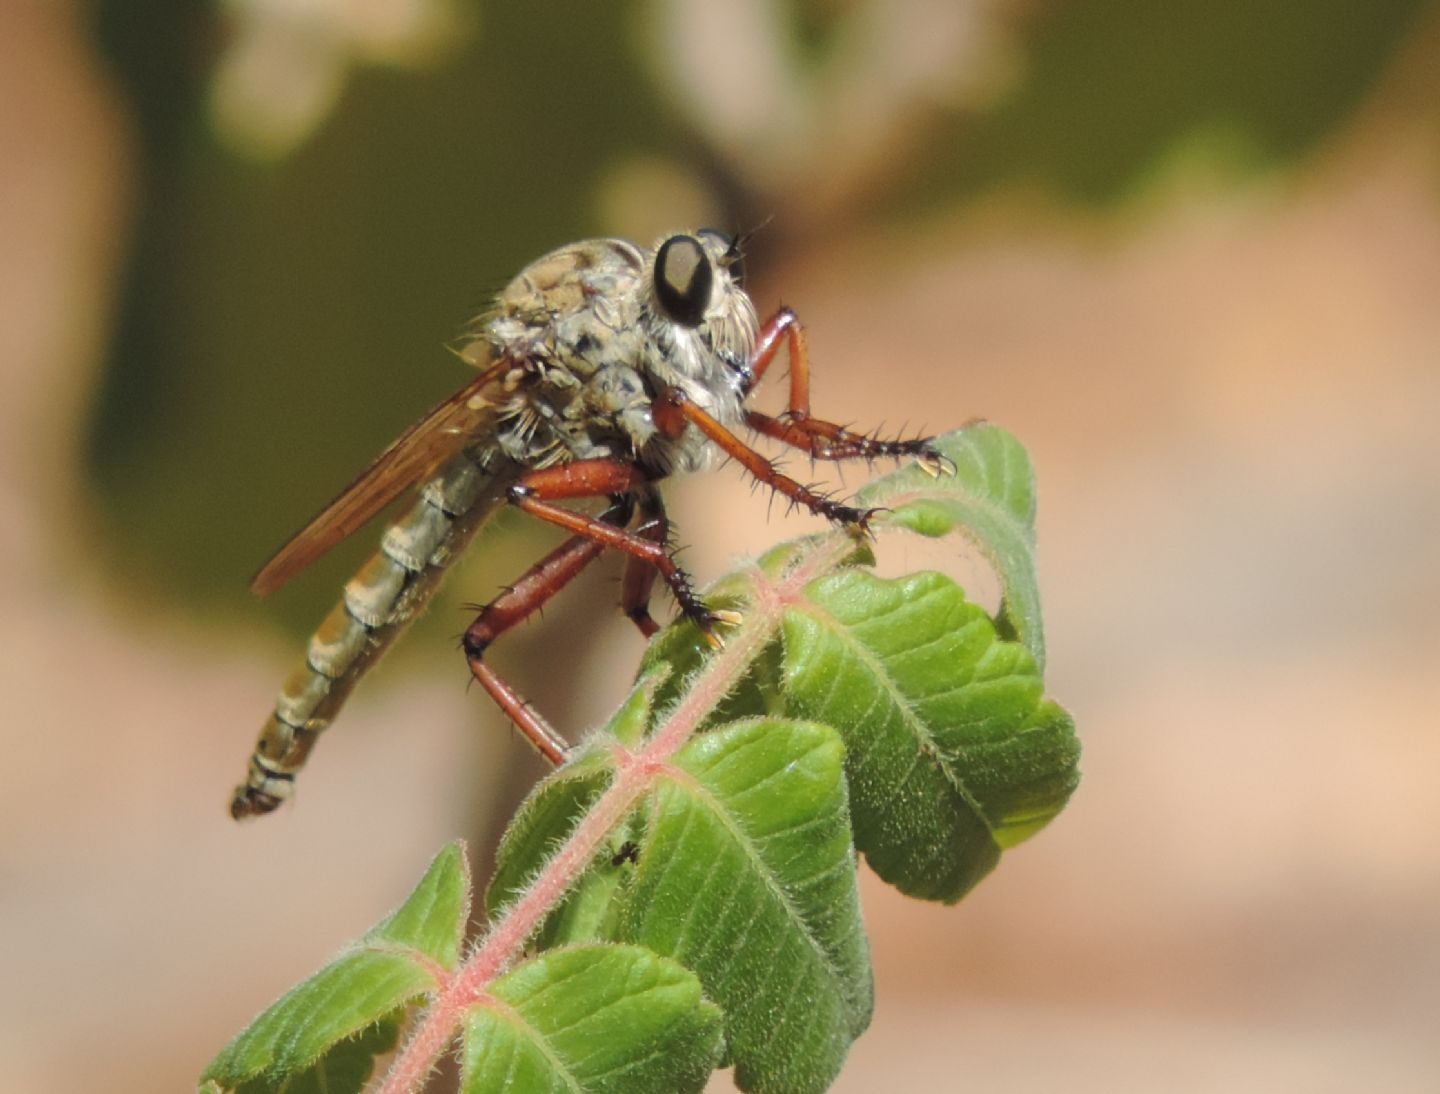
(654, 235), (713, 327)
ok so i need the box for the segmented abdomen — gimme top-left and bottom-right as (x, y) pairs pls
(230, 451), (510, 818)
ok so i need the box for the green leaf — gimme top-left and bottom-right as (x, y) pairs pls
(485, 750), (613, 923)
(858, 425), (1046, 669)
(616, 719), (872, 1094)
(460, 944), (724, 1094)
(782, 567), (1079, 901)
(485, 683), (658, 949)
(228, 1015), (402, 1094)
(636, 586), (786, 725)
(202, 843), (470, 1091)
(487, 718), (871, 1093)
(367, 840), (472, 965)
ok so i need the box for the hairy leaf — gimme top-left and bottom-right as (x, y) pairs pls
(859, 424), (1045, 668)
(618, 719), (871, 1094)
(202, 844), (469, 1091)
(484, 685), (652, 949)
(488, 719), (870, 1094)
(460, 944), (724, 1093)
(485, 751), (613, 920)
(226, 1016), (402, 1094)
(784, 568), (1080, 901)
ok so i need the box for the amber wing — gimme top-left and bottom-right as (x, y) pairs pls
(251, 365), (508, 596)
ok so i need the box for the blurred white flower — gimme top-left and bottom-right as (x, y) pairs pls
(642, 0), (1018, 226)
(209, 0), (474, 160)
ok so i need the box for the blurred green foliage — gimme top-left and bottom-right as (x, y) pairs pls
(921, 0), (1433, 206)
(86, 0), (1430, 634)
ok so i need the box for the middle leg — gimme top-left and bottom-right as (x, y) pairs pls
(462, 460), (732, 764)
(505, 459), (725, 639)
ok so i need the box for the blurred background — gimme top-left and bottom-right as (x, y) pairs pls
(3, 0), (1438, 1089)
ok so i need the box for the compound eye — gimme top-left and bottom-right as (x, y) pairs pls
(654, 235), (713, 327)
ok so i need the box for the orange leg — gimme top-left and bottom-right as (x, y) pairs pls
(505, 461), (713, 630)
(462, 531), (609, 764)
(461, 464), (718, 765)
(742, 307), (951, 473)
(619, 489), (668, 638)
(741, 306), (812, 413)
(655, 388), (878, 529)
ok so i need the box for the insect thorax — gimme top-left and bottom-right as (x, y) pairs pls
(465, 236), (757, 479)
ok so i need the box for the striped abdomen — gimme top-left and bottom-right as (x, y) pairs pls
(230, 451), (511, 818)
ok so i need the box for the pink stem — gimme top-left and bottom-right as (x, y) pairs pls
(376, 535), (849, 1093)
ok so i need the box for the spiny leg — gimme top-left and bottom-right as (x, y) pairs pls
(744, 408), (947, 469)
(743, 306), (952, 475)
(506, 459), (723, 638)
(462, 464), (730, 764)
(655, 388), (880, 530)
(462, 530), (609, 764)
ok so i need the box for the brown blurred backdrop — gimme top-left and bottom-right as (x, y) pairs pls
(2, 1), (1438, 1090)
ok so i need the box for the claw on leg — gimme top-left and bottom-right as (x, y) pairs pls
(915, 447), (956, 478)
(694, 605), (743, 650)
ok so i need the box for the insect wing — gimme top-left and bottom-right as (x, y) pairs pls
(251, 366), (507, 596)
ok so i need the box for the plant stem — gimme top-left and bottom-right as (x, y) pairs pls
(376, 533), (851, 1092)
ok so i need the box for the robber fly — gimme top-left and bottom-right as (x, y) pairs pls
(231, 230), (946, 818)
